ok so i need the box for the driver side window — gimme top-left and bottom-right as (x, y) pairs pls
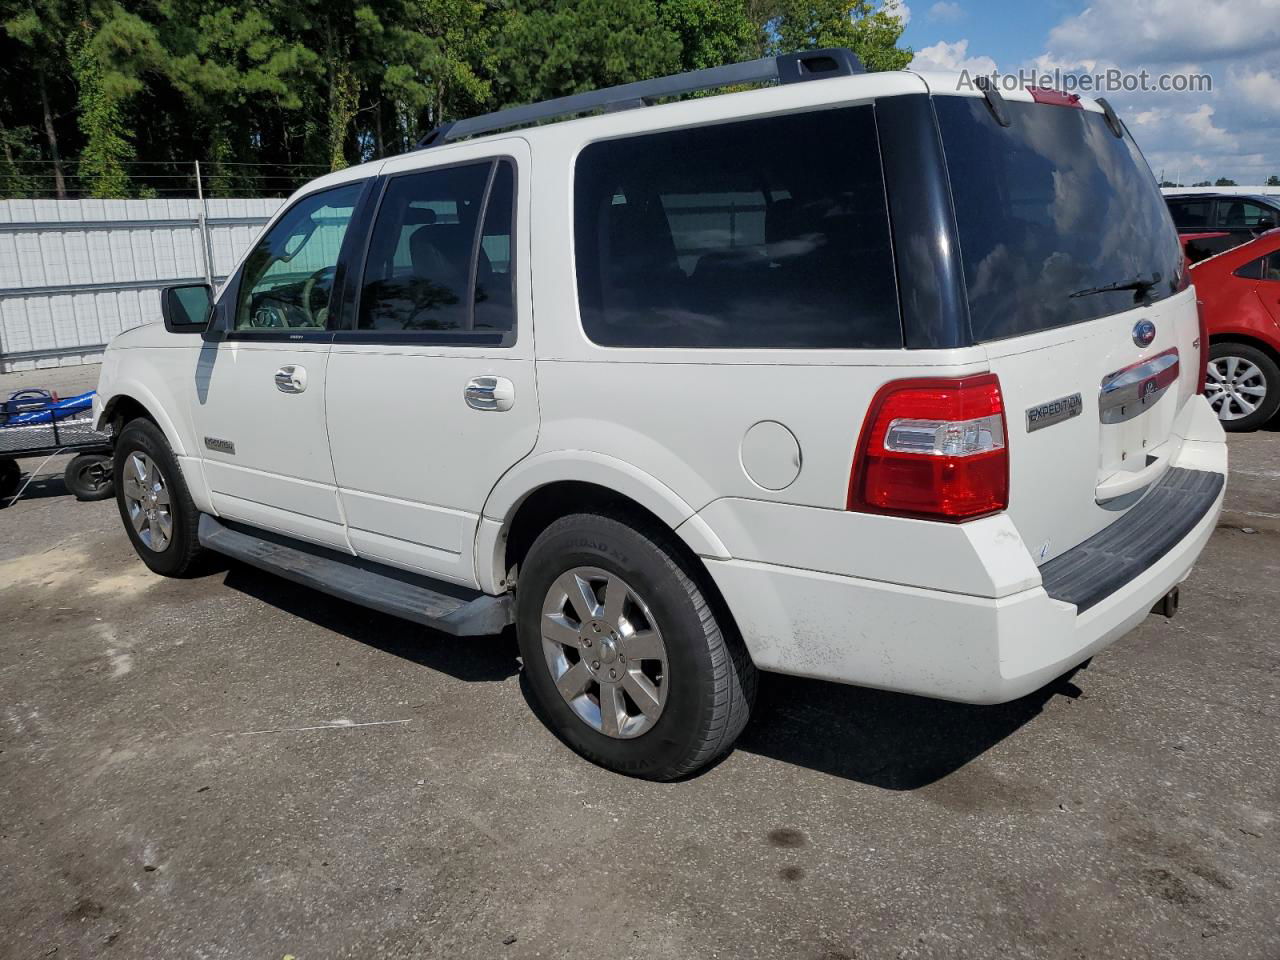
(235, 184), (362, 331)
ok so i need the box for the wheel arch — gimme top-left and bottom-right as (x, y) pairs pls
(476, 453), (731, 597)
(1208, 331), (1280, 365)
(98, 385), (187, 457)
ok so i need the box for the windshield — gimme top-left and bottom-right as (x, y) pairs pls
(935, 95), (1184, 342)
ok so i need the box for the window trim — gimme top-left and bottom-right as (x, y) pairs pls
(205, 179), (375, 344)
(337, 155), (520, 347)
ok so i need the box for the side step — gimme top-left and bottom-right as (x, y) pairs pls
(197, 515), (512, 636)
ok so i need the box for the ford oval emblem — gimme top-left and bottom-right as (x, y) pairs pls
(1132, 319), (1156, 348)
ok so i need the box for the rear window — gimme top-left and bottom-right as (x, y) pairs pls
(936, 96), (1184, 342)
(573, 106), (901, 349)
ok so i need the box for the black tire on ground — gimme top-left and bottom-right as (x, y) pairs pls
(0, 457), (19, 505)
(63, 453), (115, 501)
(515, 511), (756, 780)
(113, 418), (205, 576)
(1206, 341), (1280, 432)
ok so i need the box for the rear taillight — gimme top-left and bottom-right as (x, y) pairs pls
(1195, 299), (1209, 395)
(848, 374), (1009, 522)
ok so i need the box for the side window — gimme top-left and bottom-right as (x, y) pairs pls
(1233, 252), (1280, 280)
(573, 105), (900, 349)
(1168, 199), (1210, 230)
(358, 159), (516, 340)
(1235, 256), (1264, 280)
(1218, 200), (1271, 229)
(474, 162), (515, 332)
(235, 184), (361, 331)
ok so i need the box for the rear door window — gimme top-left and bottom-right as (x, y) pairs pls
(936, 96), (1184, 342)
(573, 106), (900, 349)
(1168, 199), (1212, 230)
(357, 159), (516, 341)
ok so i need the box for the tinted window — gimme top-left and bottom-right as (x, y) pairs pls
(1168, 199), (1212, 230)
(235, 184), (360, 330)
(1236, 252), (1280, 281)
(936, 97), (1184, 342)
(574, 106), (900, 349)
(1217, 199), (1276, 229)
(359, 160), (515, 339)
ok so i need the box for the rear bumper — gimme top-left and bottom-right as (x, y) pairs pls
(699, 440), (1227, 705)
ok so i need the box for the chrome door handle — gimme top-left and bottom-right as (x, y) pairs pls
(274, 365), (307, 394)
(464, 376), (515, 412)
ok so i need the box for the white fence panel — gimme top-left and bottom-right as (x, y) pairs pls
(0, 197), (285, 372)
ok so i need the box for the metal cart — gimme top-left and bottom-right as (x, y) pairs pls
(0, 390), (114, 505)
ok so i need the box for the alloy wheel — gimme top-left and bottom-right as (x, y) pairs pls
(1205, 355), (1267, 421)
(121, 452), (173, 552)
(540, 566), (669, 739)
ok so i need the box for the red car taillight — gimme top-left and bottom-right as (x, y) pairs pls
(1195, 299), (1209, 396)
(848, 374), (1009, 522)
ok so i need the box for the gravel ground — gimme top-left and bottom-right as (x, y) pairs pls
(0, 425), (1277, 960)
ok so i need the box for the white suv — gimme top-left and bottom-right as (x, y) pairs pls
(94, 50), (1227, 779)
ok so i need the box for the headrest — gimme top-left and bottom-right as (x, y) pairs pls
(403, 206), (438, 226)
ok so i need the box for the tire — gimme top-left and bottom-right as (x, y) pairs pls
(113, 418), (205, 576)
(1205, 341), (1280, 432)
(515, 511), (756, 780)
(64, 453), (115, 501)
(0, 458), (19, 505)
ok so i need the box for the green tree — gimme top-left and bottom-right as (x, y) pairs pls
(659, 0), (757, 71)
(70, 26), (134, 197)
(768, 0), (912, 71)
(491, 0), (681, 108)
(1214, 177), (1237, 186)
(2, 0), (79, 197)
(1267, 174), (1280, 187)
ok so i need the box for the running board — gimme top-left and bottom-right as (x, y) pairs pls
(197, 515), (512, 636)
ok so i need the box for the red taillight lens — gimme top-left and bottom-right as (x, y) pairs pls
(1195, 299), (1209, 396)
(848, 374), (1009, 521)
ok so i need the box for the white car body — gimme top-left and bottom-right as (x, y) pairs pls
(95, 65), (1227, 707)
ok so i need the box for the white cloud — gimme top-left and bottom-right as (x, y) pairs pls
(927, 2), (965, 22)
(910, 39), (997, 75)
(1236, 68), (1280, 114)
(884, 0), (911, 26)
(1046, 0), (1280, 66)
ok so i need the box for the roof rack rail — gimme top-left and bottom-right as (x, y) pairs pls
(416, 47), (864, 149)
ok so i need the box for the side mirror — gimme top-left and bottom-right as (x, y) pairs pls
(1253, 217), (1277, 236)
(161, 283), (213, 334)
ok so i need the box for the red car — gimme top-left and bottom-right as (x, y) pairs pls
(1190, 228), (1280, 430)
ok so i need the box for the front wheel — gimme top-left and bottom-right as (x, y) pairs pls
(113, 418), (205, 576)
(515, 512), (756, 780)
(1205, 342), (1280, 431)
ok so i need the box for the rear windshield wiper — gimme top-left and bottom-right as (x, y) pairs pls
(1069, 272), (1162, 302)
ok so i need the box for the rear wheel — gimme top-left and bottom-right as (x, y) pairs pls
(515, 511), (756, 780)
(113, 418), (205, 576)
(64, 453), (115, 501)
(1205, 342), (1280, 431)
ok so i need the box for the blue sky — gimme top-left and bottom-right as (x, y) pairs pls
(893, 0), (1280, 184)
(900, 1), (1077, 68)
